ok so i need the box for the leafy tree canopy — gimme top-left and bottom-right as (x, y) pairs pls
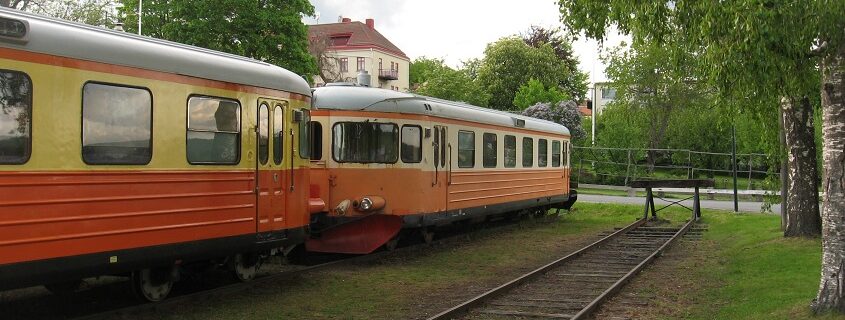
(409, 57), (449, 89)
(118, 0), (317, 82)
(513, 79), (570, 110)
(414, 65), (490, 107)
(477, 37), (587, 110)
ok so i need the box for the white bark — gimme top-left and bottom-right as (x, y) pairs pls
(814, 43), (845, 313)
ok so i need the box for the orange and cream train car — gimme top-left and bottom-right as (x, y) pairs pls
(306, 85), (577, 254)
(0, 9), (314, 301)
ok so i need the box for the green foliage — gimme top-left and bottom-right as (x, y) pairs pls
(117, 0), (317, 81)
(414, 67), (490, 107)
(477, 37), (587, 110)
(410, 57), (490, 106)
(513, 79), (570, 110)
(409, 57), (449, 89)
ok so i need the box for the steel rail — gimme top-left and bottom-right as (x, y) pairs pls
(426, 218), (647, 320)
(570, 217), (695, 319)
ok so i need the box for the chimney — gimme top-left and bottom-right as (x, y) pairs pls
(341, 17), (352, 23)
(365, 18), (375, 29)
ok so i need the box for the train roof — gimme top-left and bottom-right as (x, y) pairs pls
(312, 85), (571, 136)
(0, 8), (311, 97)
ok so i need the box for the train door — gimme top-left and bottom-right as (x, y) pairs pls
(256, 99), (287, 233)
(432, 125), (448, 211)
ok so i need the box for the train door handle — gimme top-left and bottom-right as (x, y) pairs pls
(273, 173), (279, 182)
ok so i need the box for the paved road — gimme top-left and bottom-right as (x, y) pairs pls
(578, 194), (781, 215)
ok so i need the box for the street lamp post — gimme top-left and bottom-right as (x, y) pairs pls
(137, 0), (142, 35)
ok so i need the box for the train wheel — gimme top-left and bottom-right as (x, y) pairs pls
(232, 253), (259, 282)
(420, 228), (435, 245)
(384, 236), (400, 251)
(44, 279), (84, 295)
(131, 266), (176, 302)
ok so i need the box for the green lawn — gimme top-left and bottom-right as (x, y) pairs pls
(689, 210), (834, 319)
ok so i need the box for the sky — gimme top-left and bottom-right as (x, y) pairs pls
(302, 0), (629, 84)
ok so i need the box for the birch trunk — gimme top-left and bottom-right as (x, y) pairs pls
(813, 43), (845, 313)
(781, 96), (821, 237)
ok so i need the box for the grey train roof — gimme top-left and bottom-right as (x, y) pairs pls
(312, 85), (571, 136)
(0, 8), (311, 97)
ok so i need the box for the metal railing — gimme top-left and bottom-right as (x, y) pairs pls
(572, 146), (774, 190)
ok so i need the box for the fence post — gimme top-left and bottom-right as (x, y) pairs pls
(732, 126), (739, 212)
(624, 149), (632, 186)
(687, 150), (693, 179)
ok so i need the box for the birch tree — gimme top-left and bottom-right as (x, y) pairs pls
(559, 0), (845, 312)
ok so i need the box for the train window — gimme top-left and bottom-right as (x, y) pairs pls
(299, 109), (311, 159)
(332, 122), (398, 163)
(552, 140), (561, 167)
(504, 135), (516, 168)
(458, 130), (475, 168)
(401, 125), (422, 163)
(273, 104), (284, 165)
(82, 83), (152, 165)
(563, 141), (569, 167)
(186, 96), (241, 164)
(310, 121), (323, 160)
(439, 127), (446, 167)
(483, 132), (497, 168)
(258, 103), (269, 165)
(0, 70), (31, 164)
(522, 137), (533, 167)
(433, 127), (440, 166)
(538, 139), (548, 167)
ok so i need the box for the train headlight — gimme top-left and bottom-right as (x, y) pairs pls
(359, 197), (373, 211)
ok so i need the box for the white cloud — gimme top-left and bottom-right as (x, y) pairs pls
(305, 0), (629, 84)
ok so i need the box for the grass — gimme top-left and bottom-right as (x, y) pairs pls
(134, 203), (836, 320)
(688, 210), (832, 319)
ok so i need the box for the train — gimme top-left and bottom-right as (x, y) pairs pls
(305, 85), (576, 254)
(0, 8), (575, 302)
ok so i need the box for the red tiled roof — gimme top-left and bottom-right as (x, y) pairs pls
(308, 21), (408, 59)
(579, 106), (592, 116)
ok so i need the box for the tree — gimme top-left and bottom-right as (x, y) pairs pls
(560, 0), (821, 237)
(513, 79), (569, 110)
(477, 37), (587, 110)
(414, 66), (490, 107)
(409, 57), (449, 90)
(522, 26), (584, 102)
(522, 101), (585, 141)
(309, 31), (345, 84)
(559, 0), (845, 312)
(0, 0), (30, 10)
(117, 0), (317, 81)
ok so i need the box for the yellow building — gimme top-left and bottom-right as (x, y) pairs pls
(308, 17), (410, 91)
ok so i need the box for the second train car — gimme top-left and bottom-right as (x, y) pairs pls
(306, 85), (577, 254)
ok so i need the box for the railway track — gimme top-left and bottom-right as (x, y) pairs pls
(428, 217), (700, 320)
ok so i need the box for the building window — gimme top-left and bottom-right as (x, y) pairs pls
(522, 137), (533, 167)
(379, 58), (383, 71)
(483, 132), (497, 168)
(273, 104), (284, 165)
(538, 139), (548, 167)
(390, 61), (395, 70)
(332, 122), (398, 163)
(601, 87), (616, 99)
(552, 140), (561, 167)
(504, 135), (516, 168)
(298, 109), (311, 159)
(340, 58), (348, 72)
(0, 70), (32, 164)
(357, 57), (365, 71)
(458, 130), (475, 168)
(310, 121), (323, 160)
(82, 82), (152, 165)
(401, 125), (422, 163)
(187, 96), (241, 164)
